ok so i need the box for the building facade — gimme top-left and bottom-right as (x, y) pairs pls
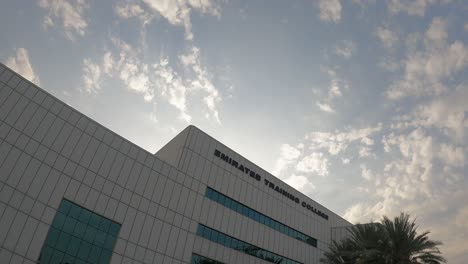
(0, 63), (351, 264)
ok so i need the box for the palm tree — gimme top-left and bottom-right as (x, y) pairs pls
(321, 213), (446, 264)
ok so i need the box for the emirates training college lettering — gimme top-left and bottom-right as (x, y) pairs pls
(214, 149), (328, 220)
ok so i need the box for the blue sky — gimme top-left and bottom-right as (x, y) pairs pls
(1, 0), (467, 262)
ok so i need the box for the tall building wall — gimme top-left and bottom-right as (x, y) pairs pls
(0, 62), (351, 264)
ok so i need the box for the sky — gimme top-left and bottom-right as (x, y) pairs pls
(0, 0), (467, 262)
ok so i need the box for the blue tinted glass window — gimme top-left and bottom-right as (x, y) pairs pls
(197, 224), (302, 264)
(190, 253), (224, 264)
(39, 199), (121, 264)
(204, 187), (317, 249)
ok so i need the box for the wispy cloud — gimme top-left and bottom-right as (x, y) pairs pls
(315, 67), (346, 113)
(296, 152), (330, 176)
(38, 0), (89, 40)
(306, 123), (382, 155)
(318, 0), (342, 23)
(387, 0), (449, 16)
(179, 47), (222, 123)
(334, 40), (356, 59)
(376, 26), (399, 50)
(6, 48), (40, 85)
(272, 144), (302, 175)
(316, 102), (335, 113)
(117, 0), (221, 40)
(82, 58), (101, 93)
(154, 57), (191, 122)
(387, 17), (468, 99)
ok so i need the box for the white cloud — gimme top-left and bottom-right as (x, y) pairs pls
(335, 40), (356, 59)
(318, 0), (342, 23)
(344, 203), (378, 223)
(328, 80), (342, 98)
(438, 144), (465, 167)
(6, 48), (40, 85)
(306, 123), (382, 155)
(425, 17), (448, 47)
(387, 17), (468, 99)
(387, 0), (449, 16)
(38, 0), (89, 40)
(360, 164), (373, 181)
(283, 174), (313, 191)
(93, 42), (222, 124)
(139, 0), (221, 40)
(115, 1), (153, 24)
(342, 158), (351, 164)
(376, 26), (399, 49)
(351, 0), (376, 7)
(153, 58), (191, 122)
(378, 57), (400, 72)
(296, 152), (330, 176)
(102, 52), (114, 75)
(316, 102), (335, 113)
(179, 47), (222, 123)
(315, 67), (347, 114)
(108, 39), (154, 102)
(359, 146), (374, 157)
(81, 52), (115, 94)
(82, 58), (101, 93)
(392, 86), (468, 140)
(273, 144), (302, 175)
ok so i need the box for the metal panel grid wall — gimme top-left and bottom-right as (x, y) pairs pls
(0, 62), (351, 264)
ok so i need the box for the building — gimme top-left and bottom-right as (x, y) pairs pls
(0, 62), (351, 264)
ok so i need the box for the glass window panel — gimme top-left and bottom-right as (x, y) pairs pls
(66, 236), (81, 256)
(204, 188), (317, 250)
(190, 254), (224, 264)
(78, 208), (91, 224)
(224, 236), (233, 248)
(241, 205), (249, 216)
(52, 212), (66, 229)
(279, 224), (286, 234)
(206, 188), (214, 200)
(55, 232), (72, 252)
(218, 193), (226, 205)
(197, 225), (204, 236)
(99, 249), (113, 264)
(109, 222), (120, 236)
(50, 250), (64, 263)
(83, 226), (97, 243)
(40, 199), (120, 264)
(77, 241), (92, 261)
(210, 229), (219, 242)
(74, 259), (87, 264)
(99, 219), (111, 233)
(58, 200), (72, 215)
(44, 227), (60, 247)
(62, 254), (75, 264)
(197, 224), (301, 264)
(62, 217), (77, 234)
(73, 222), (87, 239)
(247, 209), (255, 219)
(89, 214), (101, 228)
(211, 190), (220, 202)
(68, 205), (81, 219)
(39, 246), (54, 264)
(94, 230), (107, 247)
(87, 246), (102, 263)
(224, 197), (233, 210)
(104, 234), (116, 250)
